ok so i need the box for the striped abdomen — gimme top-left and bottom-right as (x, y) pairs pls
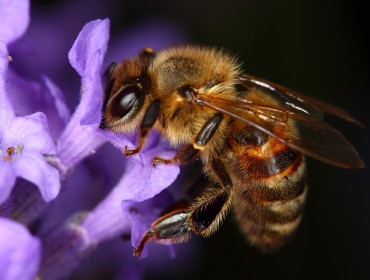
(227, 126), (307, 252)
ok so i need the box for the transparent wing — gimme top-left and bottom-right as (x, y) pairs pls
(238, 74), (363, 126)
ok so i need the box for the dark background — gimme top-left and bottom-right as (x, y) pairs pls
(31, 0), (370, 279)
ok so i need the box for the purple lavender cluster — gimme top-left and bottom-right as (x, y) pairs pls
(0, 1), (195, 279)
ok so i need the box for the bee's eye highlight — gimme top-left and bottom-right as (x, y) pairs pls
(110, 85), (143, 119)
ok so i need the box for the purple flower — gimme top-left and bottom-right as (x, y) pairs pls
(56, 18), (109, 169)
(0, 42), (60, 203)
(37, 19), (180, 279)
(1, 1), (198, 279)
(6, 72), (71, 137)
(0, 217), (40, 280)
(2, 1), (71, 139)
(0, 1), (29, 45)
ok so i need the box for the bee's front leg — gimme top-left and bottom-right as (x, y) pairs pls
(124, 99), (160, 156)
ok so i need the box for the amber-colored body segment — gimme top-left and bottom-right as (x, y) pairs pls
(224, 121), (306, 251)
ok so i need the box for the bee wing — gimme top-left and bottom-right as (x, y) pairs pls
(238, 74), (363, 126)
(197, 79), (364, 169)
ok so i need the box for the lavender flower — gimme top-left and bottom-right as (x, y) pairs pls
(0, 217), (40, 280)
(1, 1), (197, 279)
(56, 18), (109, 169)
(0, 1), (29, 45)
(0, 42), (60, 204)
(6, 72), (71, 137)
(38, 19), (180, 279)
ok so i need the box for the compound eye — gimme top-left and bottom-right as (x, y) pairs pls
(110, 85), (143, 119)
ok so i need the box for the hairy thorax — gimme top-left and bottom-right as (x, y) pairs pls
(148, 46), (240, 148)
(149, 45), (240, 96)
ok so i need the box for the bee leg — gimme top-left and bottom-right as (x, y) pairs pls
(133, 209), (192, 256)
(152, 144), (199, 166)
(133, 158), (233, 256)
(152, 113), (223, 165)
(187, 158), (233, 237)
(193, 113), (223, 150)
(124, 99), (160, 156)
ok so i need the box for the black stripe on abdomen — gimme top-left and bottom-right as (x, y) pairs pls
(232, 159), (307, 252)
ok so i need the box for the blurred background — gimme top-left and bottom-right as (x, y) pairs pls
(26, 0), (370, 279)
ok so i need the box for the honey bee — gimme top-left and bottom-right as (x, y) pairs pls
(99, 45), (364, 256)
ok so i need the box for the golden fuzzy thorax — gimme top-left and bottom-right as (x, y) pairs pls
(149, 45), (241, 95)
(148, 46), (241, 148)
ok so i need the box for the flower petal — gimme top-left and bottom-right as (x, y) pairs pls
(122, 189), (175, 258)
(124, 205), (152, 258)
(0, 217), (40, 280)
(68, 18), (109, 78)
(0, 0), (30, 44)
(58, 123), (106, 168)
(97, 129), (141, 165)
(41, 75), (71, 125)
(6, 71), (70, 137)
(120, 154), (179, 203)
(13, 150), (60, 202)
(4, 112), (57, 155)
(82, 145), (179, 243)
(58, 19), (110, 168)
(68, 18), (109, 125)
(0, 161), (16, 203)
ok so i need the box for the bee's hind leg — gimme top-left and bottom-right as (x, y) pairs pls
(133, 158), (233, 256)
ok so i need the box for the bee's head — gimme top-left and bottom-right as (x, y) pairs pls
(100, 49), (155, 133)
